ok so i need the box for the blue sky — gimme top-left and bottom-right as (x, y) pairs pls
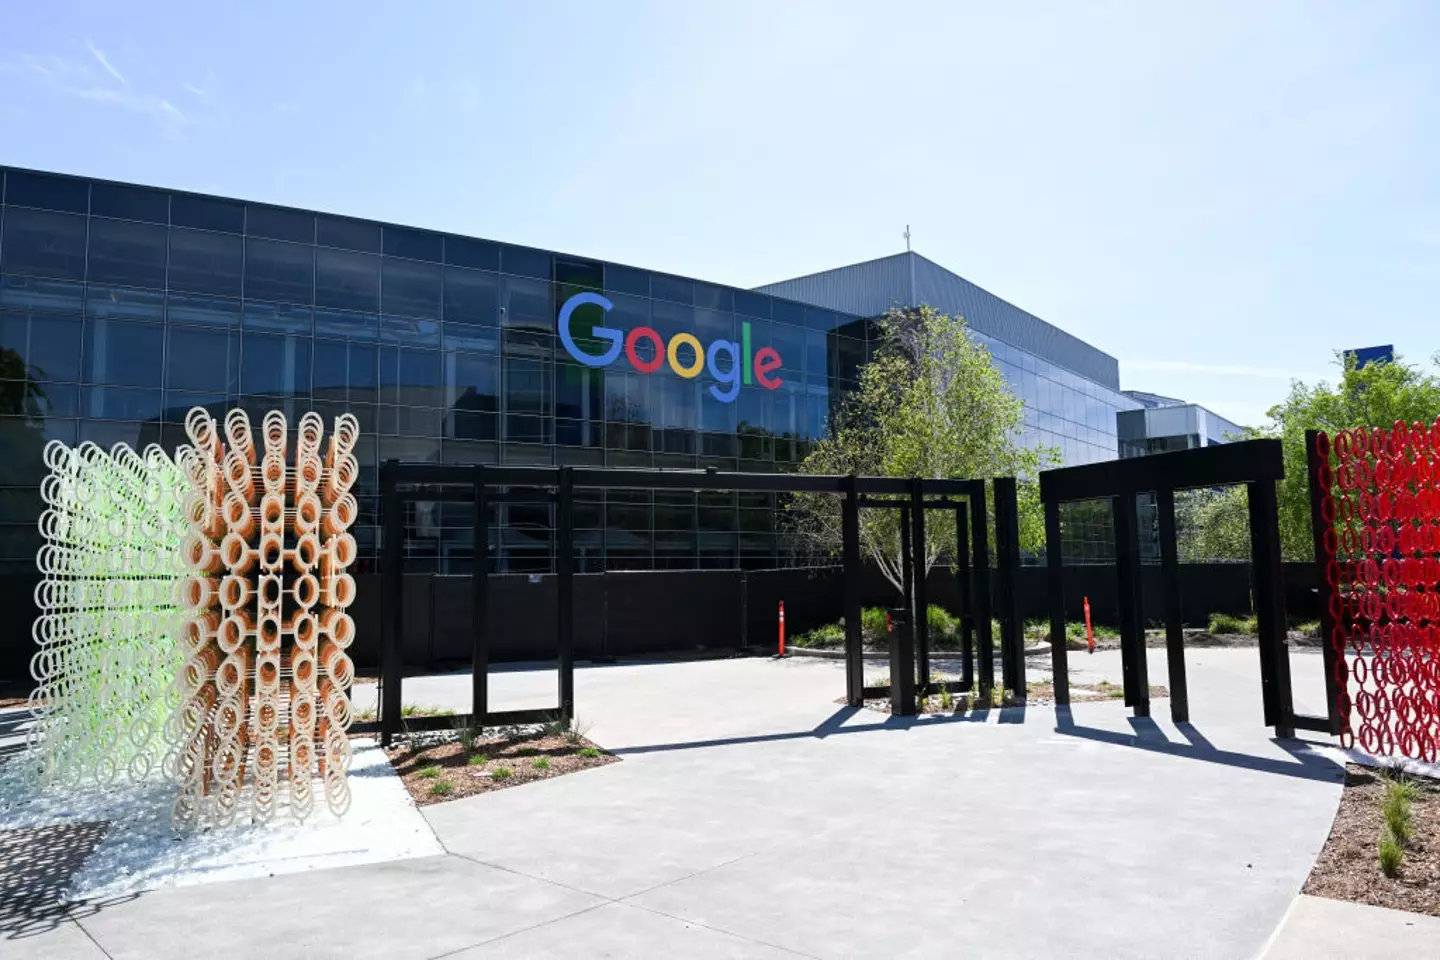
(2, 1), (1436, 427)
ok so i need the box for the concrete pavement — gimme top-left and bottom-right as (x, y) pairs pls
(7, 646), (1362, 958)
(1262, 894), (1440, 959)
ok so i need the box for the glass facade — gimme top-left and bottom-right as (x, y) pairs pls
(0, 166), (1146, 575)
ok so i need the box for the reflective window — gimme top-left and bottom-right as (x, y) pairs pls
(245, 238), (313, 304)
(694, 283), (733, 312)
(445, 236), (499, 271)
(441, 321), (497, 353)
(168, 228), (242, 296)
(247, 204), (314, 243)
(383, 227), (443, 262)
(733, 290), (771, 320)
(500, 276), (550, 331)
(0, 276), (84, 313)
(1, 208), (87, 280)
(317, 215), (380, 253)
(443, 267), (498, 324)
(604, 264), (649, 297)
(771, 298), (804, 326)
(312, 340), (378, 399)
(381, 258), (441, 318)
(500, 245), (550, 280)
(27, 316), (83, 382)
(243, 301), (312, 334)
(166, 326), (239, 393)
(90, 183), (168, 223)
(86, 285), (165, 322)
(83, 319), (163, 387)
(240, 333), (311, 396)
(650, 274), (693, 305)
(313, 307), (377, 341)
(171, 194), (244, 233)
(315, 248), (379, 312)
(503, 357), (550, 416)
(5, 171), (88, 213)
(380, 315), (439, 346)
(380, 345), (442, 405)
(168, 292), (240, 327)
(83, 385), (163, 421)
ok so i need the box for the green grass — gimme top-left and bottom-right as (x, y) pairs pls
(1379, 826), (1404, 877)
(402, 704), (456, 717)
(793, 621), (844, 649)
(467, 753), (488, 766)
(1382, 776), (1418, 846)
(428, 780), (455, 797)
(491, 767), (513, 780)
(938, 681), (954, 711)
(516, 747), (540, 757)
(577, 747), (601, 758)
(1208, 613), (1258, 635)
(532, 757), (551, 770)
(417, 765), (441, 779)
(456, 721), (478, 751)
(1292, 620), (1321, 637)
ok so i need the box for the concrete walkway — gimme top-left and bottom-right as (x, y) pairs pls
(1262, 894), (1440, 958)
(6, 646), (1361, 958)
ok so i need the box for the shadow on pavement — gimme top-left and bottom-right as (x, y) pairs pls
(0, 821), (137, 943)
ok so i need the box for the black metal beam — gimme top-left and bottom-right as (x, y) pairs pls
(556, 466), (575, 723)
(969, 479), (994, 695)
(472, 464), (489, 724)
(380, 460), (404, 747)
(1113, 492), (1149, 717)
(1039, 438), (1284, 503)
(1305, 429), (1344, 735)
(1155, 487), (1188, 723)
(1044, 499), (1068, 706)
(911, 479), (930, 691)
(842, 476), (864, 706)
(955, 505), (974, 693)
(993, 477), (1024, 698)
(1248, 478), (1295, 738)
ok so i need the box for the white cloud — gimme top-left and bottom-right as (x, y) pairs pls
(85, 41), (128, 88)
(181, 82), (208, 99)
(18, 46), (196, 132)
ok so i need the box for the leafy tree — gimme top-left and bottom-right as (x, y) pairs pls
(1175, 487), (1250, 562)
(787, 306), (1054, 591)
(1255, 350), (1440, 559)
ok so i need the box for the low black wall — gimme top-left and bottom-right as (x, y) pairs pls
(0, 561), (1321, 683)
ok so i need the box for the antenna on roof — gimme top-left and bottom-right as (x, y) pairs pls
(904, 225), (911, 253)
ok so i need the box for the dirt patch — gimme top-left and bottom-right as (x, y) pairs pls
(386, 731), (618, 806)
(842, 681), (1169, 715)
(0, 697), (31, 709)
(1304, 764), (1440, 916)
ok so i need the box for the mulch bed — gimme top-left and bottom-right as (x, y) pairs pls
(843, 681), (1169, 715)
(1304, 764), (1440, 916)
(0, 697), (31, 709)
(385, 731), (618, 806)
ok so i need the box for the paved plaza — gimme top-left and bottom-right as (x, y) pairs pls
(2, 645), (1373, 958)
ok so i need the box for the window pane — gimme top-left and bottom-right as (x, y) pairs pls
(86, 285), (165, 321)
(0, 276), (84, 313)
(90, 183), (168, 223)
(171, 194), (244, 233)
(242, 301), (312, 334)
(604, 264), (649, 297)
(500, 276), (550, 331)
(167, 291), (241, 327)
(383, 226), (443, 262)
(83, 319), (163, 387)
(446, 350), (498, 409)
(380, 345), (441, 405)
(5, 171), (88, 213)
(315, 248), (379, 312)
(694, 283), (733, 312)
(246, 204), (313, 243)
(85, 219), (167, 288)
(442, 321), (497, 353)
(313, 307), (378, 341)
(733, 290), (771, 319)
(381, 258), (441, 318)
(1, 208), (87, 280)
(314, 339), (377, 399)
(166, 326), (239, 393)
(500, 245), (550, 280)
(380, 316), (439, 346)
(244, 238), (313, 304)
(241, 333), (311, 396)
(503, 357), (551, 416)
(445, 236), (499, 271)
(28, 315), (83, 382)
(168, 228), (242, 296)
(651, 274), (693, 305)
(443, 266), (498, 324)
(317, 215), (380, 253)
(83, 385), (163, 420)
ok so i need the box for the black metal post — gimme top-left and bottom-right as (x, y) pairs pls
(380, 460), (403, 746)
(842, 476), (864, 706)
(969, 479), (994, 695)
(900, 503), (912, 614)
(1113, 492), (1150, 717)
(993, 477), (1025, 698)
(1305, 429), (1344, 734)
(1044, 499), (1068, 706)
(557, 466), (575, 723)
(910, 478), (930, 691)
(1248, 478), (1295, 738)
(889, 605), (917, 716)
(472, 464), (488, 724)
(955, 505), (973, 692)
(1155, 488), (1188, 723)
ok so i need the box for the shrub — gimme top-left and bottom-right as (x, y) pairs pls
(577, 747), (601, 759)
(491, 767), (513, 780)
(429, 780), (455, 797)
(1379, 826), (1404, 877)
(456, 722), (478, 752)
(1208, 613), (1257, 635)
(938, 682), (954, 711)
(1382, 777), (1417, 846)
(467, 753), (488, 766)
(794, 622), (845, 649)
(417, 765), (441, 779)
(926, 605), (957, 635)
(861, 607), (889, 638)
(532, 757), (551, 770)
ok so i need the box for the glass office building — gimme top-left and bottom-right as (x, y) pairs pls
(0, 165), (1139, 575)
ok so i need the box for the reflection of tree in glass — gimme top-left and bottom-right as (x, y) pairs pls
(0, 347), (49, 417)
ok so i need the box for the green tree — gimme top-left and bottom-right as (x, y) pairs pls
(1175, 487), (1250, 562)
(1255, 350), (1440, 559)
(787, 306), (1054, 591)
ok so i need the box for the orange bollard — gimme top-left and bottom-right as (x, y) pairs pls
(778, 601), (786, 656)
(1083, 596), (1095, 653)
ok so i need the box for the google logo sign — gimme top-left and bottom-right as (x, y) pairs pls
(557, 292), (782, 403)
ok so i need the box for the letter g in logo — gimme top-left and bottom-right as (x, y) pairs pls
(558, 292), (622, 367)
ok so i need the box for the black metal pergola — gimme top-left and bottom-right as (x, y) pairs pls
(1040, 439), (1326, 739)
(368, 462), (1011, 744)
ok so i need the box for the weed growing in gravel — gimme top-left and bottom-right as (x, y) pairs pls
(1379, 827), (1404, 877)
(516, 747), (540, 757)
(467, 753), (488, 766)
(492, 767), (513, 780)
(456, 721), (478, 752)
(532, 757), (551, 770)
(938, 682), (954, 711)
(429, 780), (455, 797)
(577, 747), (600, 758)
(417, 765), (441, 779)
(1382, 778), (1417, 846)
